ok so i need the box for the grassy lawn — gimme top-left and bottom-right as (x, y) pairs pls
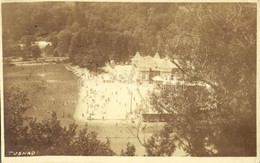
(4, 63), (79, 126)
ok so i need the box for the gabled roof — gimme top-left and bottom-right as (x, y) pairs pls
(153, 53), (161, 60)
(132, 52), (178, 70)
(136, 56), (157, 69)
(159, 57), (177, 69)
(132, 51), (141, 60)
(144, 55), (153, 60)
(153, 53), (163, 68)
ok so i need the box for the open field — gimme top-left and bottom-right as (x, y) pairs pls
(4, 63), (79, 126)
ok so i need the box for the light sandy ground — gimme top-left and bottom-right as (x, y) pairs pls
(67, 64), (186, 156)
(69, 65), (152, 121)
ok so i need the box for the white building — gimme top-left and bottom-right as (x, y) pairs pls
(131, 52), (179, 82)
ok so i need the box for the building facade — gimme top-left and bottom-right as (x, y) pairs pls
(131, 52), (179, 82)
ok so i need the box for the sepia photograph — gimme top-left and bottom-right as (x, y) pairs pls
(0, 1), (258, 162)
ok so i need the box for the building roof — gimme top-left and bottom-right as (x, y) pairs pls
(34, 41), (52, 49)
(159, 57), (177, 69)
(152, 76), (163, 81)
(132, 52), (178, 70)
(135, 56), (156, 69)
(132, 51), (141, 60)
(153, 53), (161, 60)
(153, 53), (163, 68)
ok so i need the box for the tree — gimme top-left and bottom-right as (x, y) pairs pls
(25, 112), (77, 155)
(4, 86), (31, 154)
(4, 87), (115, 156)
(120, 142), (136, 156)
(149, 85), (218, 156)
(31, 45), (41, 58)
(145, 125), (176, 156)
(145, 3), (256, 156)
(20, 35), (36, 58)
(3, 43), (21, 57)
(68, 32), (81, 63)
(71, 128), (114, 156)
(56, 29), (72, 56)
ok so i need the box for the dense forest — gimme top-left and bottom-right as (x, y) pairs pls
(3, 2), (173, 68)
(2, 3), (255, 68)
(2, 2), (257, 156)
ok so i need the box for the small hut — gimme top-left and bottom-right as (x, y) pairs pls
(152, 75), (163, 88)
